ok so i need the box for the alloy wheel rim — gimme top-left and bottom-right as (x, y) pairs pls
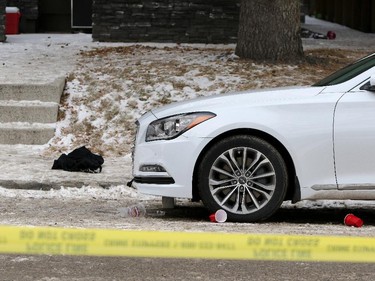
(208, 147), (276, 215)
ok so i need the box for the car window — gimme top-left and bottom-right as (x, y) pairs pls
(313, 54), (375, 86)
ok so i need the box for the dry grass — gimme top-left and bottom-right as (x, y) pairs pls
(43, 46), (370, 157)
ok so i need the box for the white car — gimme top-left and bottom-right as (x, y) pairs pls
(131, 53), (375, 222)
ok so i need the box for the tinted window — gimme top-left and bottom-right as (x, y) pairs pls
(314, 54), (375, 86)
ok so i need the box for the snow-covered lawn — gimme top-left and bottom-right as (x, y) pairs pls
(43, 46), (368, 157)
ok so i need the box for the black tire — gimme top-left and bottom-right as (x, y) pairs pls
(197, 135), (288, 222)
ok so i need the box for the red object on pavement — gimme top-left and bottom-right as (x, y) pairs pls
(5, 7), (21, 35)
(327, 31), (336, 40)
(209, 209), (227, 223)
(344, 214), (363, 227)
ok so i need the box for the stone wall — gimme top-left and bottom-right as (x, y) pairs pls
(6, 0), (38, 32)
(92, 0), (240, 43)
(0, 0), (5, 42)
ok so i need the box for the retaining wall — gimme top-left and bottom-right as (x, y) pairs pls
(92, 0), (240, 43)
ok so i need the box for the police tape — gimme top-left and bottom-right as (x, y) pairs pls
(0, 225), (374, 262)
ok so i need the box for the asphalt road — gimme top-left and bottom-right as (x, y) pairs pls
(1, 254), (375, 281)
(1, 195), (375, 280)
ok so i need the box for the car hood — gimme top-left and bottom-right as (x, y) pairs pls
(149, 86), (325, 119)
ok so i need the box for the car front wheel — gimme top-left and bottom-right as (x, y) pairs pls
(197, 135), (288, 222)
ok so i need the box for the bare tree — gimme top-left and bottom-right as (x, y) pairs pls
(235, 0), (303, 61)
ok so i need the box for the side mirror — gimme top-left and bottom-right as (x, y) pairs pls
(360, 75), (375, 91)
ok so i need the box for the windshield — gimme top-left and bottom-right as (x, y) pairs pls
(313, 53), (375, 86)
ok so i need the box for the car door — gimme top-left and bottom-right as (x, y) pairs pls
(334, 75), (375, 190)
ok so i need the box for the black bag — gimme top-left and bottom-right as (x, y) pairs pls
(52, 146), (104, 173)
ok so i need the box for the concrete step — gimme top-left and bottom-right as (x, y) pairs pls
(0, 101), (59, 123)
(0, 76), (65, 145)
(0, 123), (55, 145)
(0, 77), (65, 103)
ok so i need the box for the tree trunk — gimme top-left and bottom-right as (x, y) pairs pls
(235, 0), (303, 61)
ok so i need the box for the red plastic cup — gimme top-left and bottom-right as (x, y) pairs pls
(327, 31), (336, 40)
(344, 214), (363, 228)
(209, 209), (227, 223)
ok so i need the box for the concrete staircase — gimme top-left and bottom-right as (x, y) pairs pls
(0, 77), (65, 145)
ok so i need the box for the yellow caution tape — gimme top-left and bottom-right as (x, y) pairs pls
(0, 225), (374, 262)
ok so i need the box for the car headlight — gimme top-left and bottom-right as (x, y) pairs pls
(146, 112), (216, 141)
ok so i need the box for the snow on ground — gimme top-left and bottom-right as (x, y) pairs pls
(1, 182), (375, 210)
(42, 46), (369, 157)
(0, 17), (375, 220)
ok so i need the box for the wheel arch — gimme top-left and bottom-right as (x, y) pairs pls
(192, 128), (300, 203)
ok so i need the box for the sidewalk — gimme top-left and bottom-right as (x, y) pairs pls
(0, 144), (132, 190)
(0, 16), (374, 190)
(302, 16), (375, 50)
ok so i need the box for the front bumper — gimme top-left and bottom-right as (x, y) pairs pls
(132, 133), (210, 198)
